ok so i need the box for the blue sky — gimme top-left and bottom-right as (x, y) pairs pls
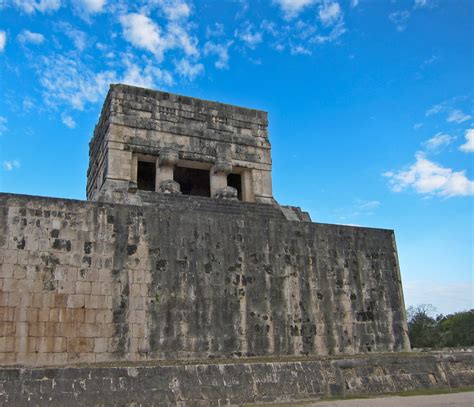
(0, 0), (472, 315)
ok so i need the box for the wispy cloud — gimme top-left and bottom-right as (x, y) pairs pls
(273, 0), (316, 20)
(12, 0), (61, 14)
(413, 123), (423, 130)
(0, 31), (6, 52)
(3, 160), (20, 171)
(206, 23), (225, 38)
(37, 54), (116, 110)
(384, 152), (474, 197)
(424, 132), (455, 151)
(447, 109), (472, 124)
(76, 0), (106, 14)
(22, 97), (35, 111)
(333, 198), (381, 223)
(17, 29), (44, 44)
(119, 10), (198, 62)
(290, 43), (311, 55)
(389, 0), (434, 32)
(318, 1), (342, 26)
(356, 199), (380, 212)
(414, 0), (431, 9)
(0, 116), (7, 135)
(174, 58), (204, 80)
(120, 13), (168, 60)
(425, 103), (444, 116)
(420, 54), (437, 69)
(425, 101), (472, 124)
(459, 128), (474, 153)
(61, 113), (76, 129)
(235, 24), (263, 49)
(389, 10), (410, 32)
(152, 0), (191, 21)
(204, 40), (233, 69)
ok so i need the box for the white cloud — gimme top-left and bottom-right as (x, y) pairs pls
(0, 116), (7, 135)
(384, 152), (474, 197)
(61, 113), (76, 129)
(235, 24), (262, 49)
(154, 0), (191, 21)
(424, 132), (454, 151)
(120, 57), (173, 88)
(3, 160), (20, 171)
(204, 41), (233, 69)
(356, 200), (380, 211)
(273, 0), (315, 19)
(318, 1), (342, 26)
(121, 62), (155, 89)
(13, 0), (61, 14)
(421, 54), (437, 68)
(311, 19), (346, 44)
(23, 97), (35, 111)
(58, 22), (87, 51)
(37, 54), (116, 110)
(17, 30), (45, 44)
(425, 103), (443, 116)
(77, 0), (106, 14)
(459, 128), (474, 153)
(120, 13), (166, 60)
(414, 0), (430, 9)
(447, 109), (472, 124)
(119, 12), (198, 61)
(206, 23), (225, 38)
(0, 30), (6, 52)
(389, 10), (411, 32)
(167, 22), (198, 57)
(290, 44), (311, 55)
(413, 123), (423, 130)
(350, 0), (359, 7)
(174, 58), (204, 80)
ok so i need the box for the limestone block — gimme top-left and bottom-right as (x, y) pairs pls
(214, 186), (238, 201)
(158, 179), (181, 194)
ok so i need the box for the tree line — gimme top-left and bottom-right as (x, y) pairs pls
(407, 305), (474, 348)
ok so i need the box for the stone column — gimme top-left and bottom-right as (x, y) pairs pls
(156, 150), (181, 194)
(211, 160), (232, 198)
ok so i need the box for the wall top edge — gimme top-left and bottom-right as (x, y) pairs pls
(109, 84), (268, 121)
(0, 192), (395, 234)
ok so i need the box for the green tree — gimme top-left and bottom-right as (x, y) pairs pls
(438, 311), (474, 347)
(407, 304), (441, 348)
(407, 305), (474, 348)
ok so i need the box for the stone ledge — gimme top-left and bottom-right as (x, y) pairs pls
(0, 352), (472, 406)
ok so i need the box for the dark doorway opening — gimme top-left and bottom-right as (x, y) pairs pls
(174, 166), (210, 197)
(137, 161), (156, 191)
(227, 173), (242, 200)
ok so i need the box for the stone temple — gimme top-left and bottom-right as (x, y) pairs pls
(0, 84), (472, 405)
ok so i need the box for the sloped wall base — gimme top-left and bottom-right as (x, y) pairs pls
(0, 351), (472, 406)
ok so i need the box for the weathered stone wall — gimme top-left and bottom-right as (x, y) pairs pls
(0, 192), (409, 367)
(0, 352), (472, 406)
(86, 84), (273, 203)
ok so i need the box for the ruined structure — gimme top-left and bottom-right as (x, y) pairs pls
(87, 84), (274, 205)
(1, 84), (472, 405)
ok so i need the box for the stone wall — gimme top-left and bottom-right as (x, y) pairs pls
(86, 84), (273, 203)
(0, 352), (472, 406)
(0, 192), (409, 367)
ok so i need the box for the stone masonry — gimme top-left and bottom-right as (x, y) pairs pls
(0, 85), (438, 405)
(87, 84), (273, 204)
(0, 352), (472, 405)
(0, 192), (409, 367)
